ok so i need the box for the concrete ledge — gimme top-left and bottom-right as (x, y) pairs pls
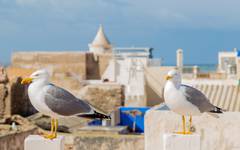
(24, 135), (64, 150)
(163, 133), (200, 150)
(77, 126), (129, 134)
(73, 133), (144, 150)
(145, 110), (240, 150)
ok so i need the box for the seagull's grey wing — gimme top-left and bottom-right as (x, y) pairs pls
(180, 85), (216, 113)
(44, 84), (92, 116)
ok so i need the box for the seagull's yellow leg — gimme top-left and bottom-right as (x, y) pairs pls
(184, 115), (193, 134)
(188, 115), (193, 134)
(182, 115), (186, 134)
(43, 118), (55, 139)
(53, 119), (58, 138)
(46, 119), (58, 140)
(175, 115), (186, 134)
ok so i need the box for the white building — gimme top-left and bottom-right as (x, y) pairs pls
(102, 47), (156, 106)
(218, 48), (238, 75)
(88, 25), (162, 107)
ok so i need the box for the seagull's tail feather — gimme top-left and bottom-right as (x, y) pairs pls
(78, 100), (111, 120)
(207, 106), (226, 118)
(77, 111), (111, 120)
(209, 106), (224, 113)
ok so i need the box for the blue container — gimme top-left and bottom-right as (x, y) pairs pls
(88, 119), (102, 126)
(119, 107), (150, 133)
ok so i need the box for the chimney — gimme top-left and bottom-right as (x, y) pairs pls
(176, 48), (183, 71)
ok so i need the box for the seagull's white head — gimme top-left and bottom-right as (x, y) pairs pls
(165, 69), (181, 87)
(21, 69), (50, 84)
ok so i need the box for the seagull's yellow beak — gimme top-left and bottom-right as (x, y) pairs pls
(165, 75), (173, 80)
(21, 77), (33, 84)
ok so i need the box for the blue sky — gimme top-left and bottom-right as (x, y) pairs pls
(1, 0), (240, 65)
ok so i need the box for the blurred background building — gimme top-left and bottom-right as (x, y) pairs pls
(0, 25), (240, 149)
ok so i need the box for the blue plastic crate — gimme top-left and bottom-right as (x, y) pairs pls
(88, 119), (102, 126)
(119, 107), (150, 133)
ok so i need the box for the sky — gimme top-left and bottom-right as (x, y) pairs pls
(1, 0), (240, 65)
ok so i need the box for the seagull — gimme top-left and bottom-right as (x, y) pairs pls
(21, 69), (111, 139)
(164, 69), (223, 134)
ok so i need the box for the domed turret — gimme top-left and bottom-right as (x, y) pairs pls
(89, 25), (112, 54)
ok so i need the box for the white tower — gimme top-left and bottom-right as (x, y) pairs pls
(88, 25), (112, 54)
(176, 48), (183, 71)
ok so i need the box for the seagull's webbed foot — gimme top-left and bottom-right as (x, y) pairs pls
(43, 133), (56, 139)
(174, 131), (192, 135)
(43, 133), (57, 140)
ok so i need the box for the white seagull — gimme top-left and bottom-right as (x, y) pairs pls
(164, 69), (223, 134)
(21, 69), (110, 139)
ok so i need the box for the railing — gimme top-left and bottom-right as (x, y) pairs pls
(113, 47), (153, 58)
(181, 65), (231, 79)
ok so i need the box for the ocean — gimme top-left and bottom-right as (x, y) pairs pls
(165, 63), (217, 73)
(196, 64), (217, 73)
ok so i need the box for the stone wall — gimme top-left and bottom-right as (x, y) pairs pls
(0, 129), (37, 150)
(0, 67), (8, 118)
(145, 110), (240, 150)
(73, 134), (144, 150)
(86, 53), (100, 79)
(86, 53), (112, 80)
(12, 51), (87, 79)
(0, 115), (38, 150)
(0, 84), (7, 117)
(11, 51), (112, 80)
(78, 84), (124, 113)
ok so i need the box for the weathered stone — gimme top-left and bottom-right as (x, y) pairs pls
(0, 84), (8, 117)
(0, 128), (38, 150)
(78, 84), (124, 113)
(0, 115), (35, 128)
(73, 134), (144, 150)
(145, 110), (240, 150)
(0, 67), (8, 84)
(0, 114), (38, 150)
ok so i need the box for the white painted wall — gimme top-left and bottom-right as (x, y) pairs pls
(102, 57), (148, 106)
